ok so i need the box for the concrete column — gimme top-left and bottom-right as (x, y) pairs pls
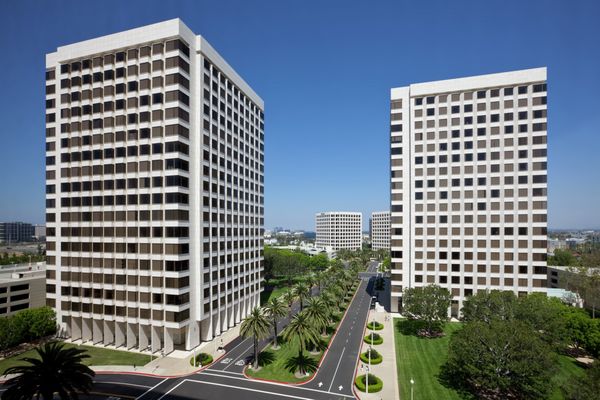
(151, 325), (162, 353)
(228, 304), (235, 328)
(163, 327), (174, 355)
(115, 322), (126, 348)
(103, 321), (115, 346)
(200, 316), (213, 341)
(139, 324), (149, 351)
(82, 318), (92, 342)
(185, 321), (200, 350)
(92, 319), (103, 344)
(126, 323), (137, 349)
(70, 317), (82, 341)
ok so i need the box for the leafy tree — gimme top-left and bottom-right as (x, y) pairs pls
(380, 256), (391, 273)
(548, 249), (578, 266)
(293, 282), (311, 311)
(304, 297), (330, 336)
(239, 307), (271, 370)
(461, 290), (517, 323)
(2, 341), (95, 400)
(282, 311), (320, 375)
(564, 308), (600, 357)
(402, 284), (452, 335)
(443, 320), (557, 400)
(515, 293), (568, 350)
(263, 297), (287, 349)
(566, 266), (600, 318)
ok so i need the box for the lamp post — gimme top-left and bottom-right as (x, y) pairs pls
(365, 364), (370, 394)
(410, 378), (415, 400)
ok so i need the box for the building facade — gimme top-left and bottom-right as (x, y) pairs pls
(315, 212), (362, 250)
(0, 222), (35, 243)
(370, 211), (390, 250)
(0, 263), (46, 316)
(389, 68), (548, 315)
(45, 19), (264, 353)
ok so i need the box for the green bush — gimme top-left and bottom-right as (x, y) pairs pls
(367, 321), (384, 330)
(359, 349), (382, 364)
(190, 352), (213, 367)
(354, 373), (383, 392)
(364, 333), (383, 345)
(0, 307), (57, 352)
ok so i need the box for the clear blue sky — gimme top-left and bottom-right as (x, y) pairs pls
(0, 0), (598, 231)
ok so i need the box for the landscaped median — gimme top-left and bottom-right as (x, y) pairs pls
(354, 373), (383, 393)
(245, 279), (361, 384)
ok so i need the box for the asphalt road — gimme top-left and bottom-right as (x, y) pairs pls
(12, 262), (379, 400)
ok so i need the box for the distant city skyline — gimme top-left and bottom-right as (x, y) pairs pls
(0, 0), (599, 230)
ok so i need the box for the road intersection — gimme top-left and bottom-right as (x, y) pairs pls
(58, 262), (379, 400)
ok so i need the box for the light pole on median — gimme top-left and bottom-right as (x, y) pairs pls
(410, 378), (415, 400)
(365, 364), (370, 394)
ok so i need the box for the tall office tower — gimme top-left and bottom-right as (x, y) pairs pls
(371, 211), (390, 250)
(389, 68), (548, 315)
(315, 212), (362, 251)
(44, 19), (265, 353)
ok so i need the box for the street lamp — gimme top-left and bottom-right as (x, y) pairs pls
(365, 365), (370, 394)
(410, 378), (415, 400)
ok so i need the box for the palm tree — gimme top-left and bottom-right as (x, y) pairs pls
(283, 290), (296, 317)
(263, 297), (287, 349)
(2, 341), (95, 400)
(304, 297), (330, 336)
(282, 311), (320, 375)
(294, 282), (311, 311)
(240, 307), (271, 370)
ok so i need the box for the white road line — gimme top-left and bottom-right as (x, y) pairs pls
(154, 380), (184, 400)
(204, 369), (244, 376)
(192, 371), (355, 398)
(181, 378), (315, 399)
(98, 381), (152, 389)
(223, 343), (254, 371)
(135, 378), (167, 399)
(328, 346), (346, 392)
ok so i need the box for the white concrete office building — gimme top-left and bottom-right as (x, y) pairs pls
(370, 211), (390, 250)
(389, 68), (548, 315)
(45, 19), (264, 353)
(315, 212), (362, 250)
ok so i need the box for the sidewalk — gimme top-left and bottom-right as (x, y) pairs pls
(355, 308), (400, 400)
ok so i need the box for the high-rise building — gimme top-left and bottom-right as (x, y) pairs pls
(315, 212), (362, 250)
(44, 19), (265, 353)
(370, 211), (390, 250)
(389, 68), (548, 315)
(0, 222), (35, 243)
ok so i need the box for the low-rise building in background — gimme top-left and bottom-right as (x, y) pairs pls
(0, 263), (46, 316)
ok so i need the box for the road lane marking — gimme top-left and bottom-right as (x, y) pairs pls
(328, 346), (346, 392)
(96, 381), (152, 389)
(180, 378), (317, 400)
(156, 380), (184, 400)
(223, 343), (254, 371)
(135, 378), (167, 400)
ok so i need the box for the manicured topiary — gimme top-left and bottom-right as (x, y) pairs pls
(354, 373), (383, 392)
(190, 352), (213, 367)
(359, 348), (382, 364)
(364, 333), (383, 345)
(367, 321), (384, 330)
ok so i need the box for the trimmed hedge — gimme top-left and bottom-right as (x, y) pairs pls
(364, 333), (383, 345)
(355, 373), (383, 393)
(190, 352), (213, 367)
(359, 349), (382, 364)
(367, 321), (384, 330)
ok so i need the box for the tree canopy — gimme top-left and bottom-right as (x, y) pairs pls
(402, 284), (452, 336)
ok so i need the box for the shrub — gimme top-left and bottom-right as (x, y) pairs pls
(367, 321), (384, 330)
(354, 373), (383, 392)
(359, 349), (382, 364)
(0, 307), (57, 353)
(190, 352), (213, 367)
(364, 333), (383, 345)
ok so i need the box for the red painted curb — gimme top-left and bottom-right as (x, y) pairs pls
(243, 280), (362, 387)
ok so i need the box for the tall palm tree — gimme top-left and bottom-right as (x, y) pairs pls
(2, 341), (95, 400)
(282, 311), (320, 375)
(240, 307), (271, 370)
(304, 297), (330, 336)
(263, 297), (287, 348)
(294, 282), (311, 311)
(283, 290), (296, 317)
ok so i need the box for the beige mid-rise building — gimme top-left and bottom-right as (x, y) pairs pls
(370, 211), (390, 250)
(389, 68), (548, 315)
(44, 19), (264, 353)
(316, 212), (362, 251)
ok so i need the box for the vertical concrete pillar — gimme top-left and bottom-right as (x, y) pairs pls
(185, 321), (200, 350)
(103, 321), (115, 345)
(151, 325), (162, 353)
(82, 318), (92, 342)
(70, 317), (82, 341)
(126, 323), (137, 349)
(163, 327), (174, 355)
(139, 325), (149, 352)
(115, 322), (126, 348)
(200, 316), (213, 341)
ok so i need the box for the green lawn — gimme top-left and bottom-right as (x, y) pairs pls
(260, 286), (291, 305)
(0, 342), (151, 374)
(394, 319), (586, 400)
